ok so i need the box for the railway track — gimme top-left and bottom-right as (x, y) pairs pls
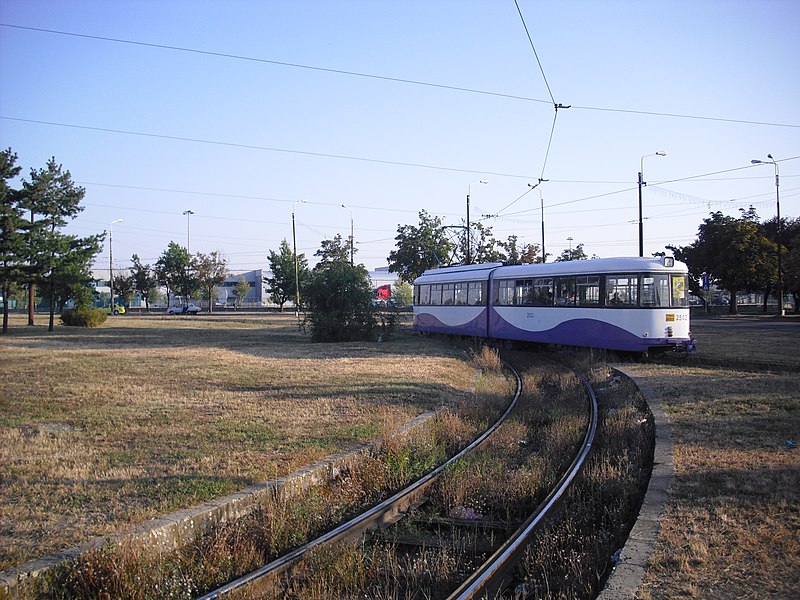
(198, 358), (599, 600)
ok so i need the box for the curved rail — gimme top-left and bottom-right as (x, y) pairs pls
(197, 363), (522, 600)
(447, 368), (600, 599)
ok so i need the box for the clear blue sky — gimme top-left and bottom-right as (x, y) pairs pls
(1, 0), (798, 273)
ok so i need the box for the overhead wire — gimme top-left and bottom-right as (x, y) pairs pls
(3, 19), (798, 264)
(0, 116), (539, 181)
(3, 22), (796, 130)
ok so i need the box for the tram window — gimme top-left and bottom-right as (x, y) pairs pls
(515, 279), (534, 306)
(442, 283), (455, 306)
(533, 278), (554, 305)
(430, 284), (442, 306)
(495, 280), (514, 306)
(671, 275), (689, 307)
(555, 277), (577, 306)
(576, 276), (600, 306)
(468, 281), (485, 306)
(605, 275), (639, 307)
(417, 284), (431, 306)
(454, 282), (469, 305)
(641, 274), (671, 307)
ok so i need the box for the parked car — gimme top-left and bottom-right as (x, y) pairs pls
(102, 304), (126, 315)
(166, 304), (202, 315)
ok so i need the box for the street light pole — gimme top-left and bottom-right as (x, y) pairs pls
(466, 180), (488, 264)
(638, 151), (667, 257)
(292, 199), (307, 318)
(108, 218), (122, 312)
(182, 210), (194, 307)
(182, 210), (194, 255)
(341, 204), (354, 266)
(751, 155), (783, 316)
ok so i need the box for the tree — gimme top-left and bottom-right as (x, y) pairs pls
(155, 242), (193, 307)
(669, 210), (776, 314)
(303, 260), (377, 342)
(780, 218), (800, 314)
(314, 233), (352, 267)
(233, 276), (250, 308)
(266, 239), (308, 311)
(467, 222), (505, 264)
(391, 280), (413, 306)
(0, 148), (24, 334)
(193, 251), (228, 312)
(112, 273), (136, 309)
(555, 243), (589, 262)
(52, 235), (104, 311)
(21, 157), (100, 331)
(498, 235), (541, 265)
(388, 210), (454, 283)
(131, 254), (158, 312)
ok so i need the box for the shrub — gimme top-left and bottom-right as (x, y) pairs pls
(60, 307), (108, 327)
(303, 262), (379, 342)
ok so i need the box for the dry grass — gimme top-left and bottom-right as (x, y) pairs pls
(258, 358), (589, 599)
(686, 314), (799, 369)
(0, 312), (479, 571)
(625, 316), (800, 599)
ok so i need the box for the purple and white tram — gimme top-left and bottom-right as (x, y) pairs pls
(413, 257), (695, 354)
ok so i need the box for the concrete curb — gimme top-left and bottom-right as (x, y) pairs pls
(0, 411), (437, 595)
(597, 367), (673, 600)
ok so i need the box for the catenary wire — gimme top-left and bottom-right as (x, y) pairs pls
(1, 22), (796, 129)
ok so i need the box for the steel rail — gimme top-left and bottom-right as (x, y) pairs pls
(197, 363), (522, 600)
(447, 368), (599, 599)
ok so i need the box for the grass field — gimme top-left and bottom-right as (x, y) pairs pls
(1, 311), (798, 598)
(631, 316), (800, 599)
(0, 312), (479, 571)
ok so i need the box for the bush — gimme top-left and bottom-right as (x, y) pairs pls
(60, 307), (108, 327)
(303, 262), (380, 342)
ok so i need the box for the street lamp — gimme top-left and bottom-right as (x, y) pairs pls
(182, 210), (194, 255)
(466, 180), (488, 264)
(292, 199), (308, 318)
(108, 218), (122, 312)
(182, 210), (194, 307)
(638, 151), (667, 257)
(751, 154), (783, 316)
(341, 204), (354, 266)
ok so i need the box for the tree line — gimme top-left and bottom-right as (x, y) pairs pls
(1, 149), (102, 333)
(668, 207), (800, 314)
(3, 147), (797, 337)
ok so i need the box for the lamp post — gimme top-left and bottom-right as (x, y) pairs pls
(466, 180), (488, 264)
(751, 154), (783, 316)
(182, 210), (194, 255)
(108, 218), (122, 312)
(182, 210), (194, 307)
(638, 151), (667, 256)
(292, 199), (308, 318)
(341, 204), (354, 266)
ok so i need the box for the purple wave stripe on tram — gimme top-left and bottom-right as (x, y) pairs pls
(489, 316), (674, 352)
(414, 310), (488, 337)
